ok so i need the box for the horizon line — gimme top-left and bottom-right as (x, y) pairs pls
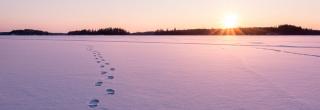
(0, 24), (320, 33)
(1, 24), (319, 33)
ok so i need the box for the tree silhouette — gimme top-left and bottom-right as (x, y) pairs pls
(1, 24), (320, 36)
(68, 27), (130, 35)
(133, 24), (320, 35)
(8, 29), (50, 35)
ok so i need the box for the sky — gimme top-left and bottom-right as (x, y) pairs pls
(0, 0), (319, 32)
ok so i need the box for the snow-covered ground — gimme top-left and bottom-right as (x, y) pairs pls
(0, 35), (320, 110)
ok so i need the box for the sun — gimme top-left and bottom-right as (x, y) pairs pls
(222, 14), (239, 28)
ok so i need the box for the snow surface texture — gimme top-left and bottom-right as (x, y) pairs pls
(0, 35), (320, 110)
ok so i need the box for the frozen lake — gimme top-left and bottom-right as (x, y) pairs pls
(0, 35), (320, 110)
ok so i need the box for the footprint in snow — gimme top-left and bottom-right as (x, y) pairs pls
(97, 61), (101, 63)
(88, 99), (100, 108)
(95, 81), (103, 86)
(110, 68), (116, 71)
(105, 63), (110, 65)
(106, 89), (115, 95)
(101, 71), (108, 75)
(107, 75), (114, 79)
(100, 65), (105, 68)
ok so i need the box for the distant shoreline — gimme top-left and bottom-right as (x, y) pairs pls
(1, 24), (320, 36)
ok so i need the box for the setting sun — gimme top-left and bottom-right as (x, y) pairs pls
(222, 14), (239, 28)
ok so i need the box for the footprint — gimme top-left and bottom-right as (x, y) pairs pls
(95, 81), (103, 86)
(105, 63), (110, 65)
(100, 65), (105, 68)
(101, 71), (108, 75)
(110, 68), (116, 71)
(107, 75), (114, 79)
(88, 99), (100, 108)
(95, 58), (99, 60)
(101, 59), (105, 61)
(97, 61), (101, 63)
(106, 89), (115, 95)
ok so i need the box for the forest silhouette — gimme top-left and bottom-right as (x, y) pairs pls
(1, 24), (320, 35)
(68, 28), (130, 35)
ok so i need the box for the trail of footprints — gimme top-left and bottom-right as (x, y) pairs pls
(86, 46), (116, 109)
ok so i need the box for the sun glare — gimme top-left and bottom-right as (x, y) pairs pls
(222, 14), (239, 28)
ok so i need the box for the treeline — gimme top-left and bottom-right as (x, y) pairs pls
(134, 25), (320, 35)
(0, 28), (130, 35)
(1, 25), (320, 35)
(133, 29), (212, 35)
(0, 29), (51, 35)
(68, 28), (130, 35)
